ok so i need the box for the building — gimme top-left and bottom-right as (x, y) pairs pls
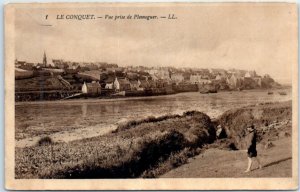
(104, 76), (115, 89)
(244, 71), (251, 78)
(79, 70), (101, 81)
(138, 79), (150, 90)
(156, 79), (169, 88)
(114, 77), (131, 91)
(43, 51), (47, 67)
(147, 79), (157, 89)
(15, 60), (26, 68)
(227, 74), (243, 89)
(190, 74), (202, 84)
(171, 73), (184, 83)
(82, 81), (101, 96)
(215, 74), (222, 81)
(146, 68), (170, 80)
(252, 76), (262, 87)
(129, 80), (140, 90)
(198, 79), (212, 85)
(227, 74), (238, 89)
(52, 59), (68, 69)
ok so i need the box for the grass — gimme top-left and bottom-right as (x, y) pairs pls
(217, 101), (292, 149)
(113, 114), (181, 133)
(15, 110), (216, 179)
(141, 147), (203, 178)
(15, 102), (292, 179)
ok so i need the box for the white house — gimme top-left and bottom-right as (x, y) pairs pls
(82, 81), (101, 95)
(114, 77), (131, 91)
(190, 74), (202, 84)
(105, 83), (114, 89)
(171, 73), (184, 83)
(244, 71), (251, 78)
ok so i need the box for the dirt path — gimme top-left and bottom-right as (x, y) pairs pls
(161, 136), (292, 178)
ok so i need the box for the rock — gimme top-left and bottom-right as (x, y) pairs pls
(265, 141), (274, 149)
(279, 131), (291, 138)
(216, 127), (227, 139)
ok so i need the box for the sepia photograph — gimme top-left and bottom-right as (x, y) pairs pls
(5, 2), (298, 190)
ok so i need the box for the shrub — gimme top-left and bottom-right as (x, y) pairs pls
(114, 114), (181, 133)
(183, 110), (202, 116)
(37, 136), (53, 146)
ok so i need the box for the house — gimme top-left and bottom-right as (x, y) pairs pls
(198, 79), (212, 85)
(244, 71), (251, 78)
(104, 76), (115, 89)
(36, 63), (46, 68)
(129, 80), (140, 90)
(190, 74), (202, 84)
(156, 79), (169, 88)
(150, 74), (159, 81)
(52, 59), (63, 68)
(171, 73), (184, 83)
(85, 63), (99, 71)
(190, 74), (201, 84)
(58, 63), (69, 69)
(226, 74), (238, 89)
(19, 63), (34, 71)
(210, 68), (227, 75)
(82, 81), (101, 96)
(71, 62), (80, 70)
(138, 79), (150, 90)
(65, 68), (78, 75)
(215, 74), (224, 81)
(249, 70), (257, 77)
(215, 74), (222, 81)
(253, 76), (262, 87)
(145, 68), (170, 80)
(147, 79), (157, 89)
(79, 70), (101, 81)
(127, 72), (139, 80)
(114, 77), (131, 91)
(15, 60), (26, 68)
(226, 74), (243, 89)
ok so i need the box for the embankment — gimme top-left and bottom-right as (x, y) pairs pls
(15, 111), (216, 179)
(218, 101), (292, 149)
(15, 101), (292, 179)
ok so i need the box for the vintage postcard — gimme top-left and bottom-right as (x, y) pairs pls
(5, 2), (298, 190)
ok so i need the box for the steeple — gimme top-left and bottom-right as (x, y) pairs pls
(43, 51), (47, 66)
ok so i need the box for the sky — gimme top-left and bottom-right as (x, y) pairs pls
(14, 3), (297, 84)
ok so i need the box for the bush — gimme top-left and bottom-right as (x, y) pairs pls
(218, 101), (291, 149)
(114, 114), (181, 133)
(37, 136), (53, 146)
(183, 110), (202, 116)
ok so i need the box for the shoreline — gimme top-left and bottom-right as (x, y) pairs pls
(15, 101), (292, 179)
(15, 100), (292, 149)
(15, 92), (184, 106)
(15, 87), (291, 106)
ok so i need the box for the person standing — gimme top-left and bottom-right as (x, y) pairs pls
(244, 124), (262, 173)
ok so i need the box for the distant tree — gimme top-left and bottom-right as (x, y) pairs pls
(261, 76), (275, 88)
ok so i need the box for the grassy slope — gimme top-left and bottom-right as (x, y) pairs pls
(15, 111), (215, 179)
(218, 101), (292, 149)
(162, 103), (292, 178)
(15, 101), (292, 179)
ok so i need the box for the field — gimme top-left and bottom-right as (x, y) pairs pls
(15, 111), (216, 178)
(15, 101), (292, 179)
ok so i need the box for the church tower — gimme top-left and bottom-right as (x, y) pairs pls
(43, 51), (47, 67)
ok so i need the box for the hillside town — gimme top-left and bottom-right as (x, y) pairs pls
(15, 52), (281, 101)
